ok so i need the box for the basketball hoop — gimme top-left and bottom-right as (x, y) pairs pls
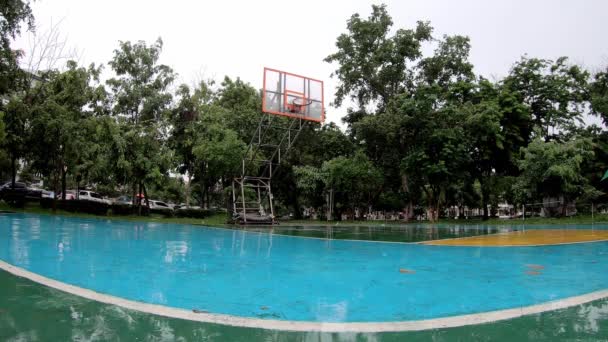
(287, 98), (313, 114)
(262, 67), (325, 122)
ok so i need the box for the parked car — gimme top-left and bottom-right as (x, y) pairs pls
(0, 182), (43, 203)
(41, 190), (55, 199)
(78, 190), (110, 204)
(58, 190), (77, 200)
(0, 182), (27, 199)
(175, 204), (201, 210)
(146, 200), (173, 212)
(113, 195), (133, 206)
(0, 181), (10, 190)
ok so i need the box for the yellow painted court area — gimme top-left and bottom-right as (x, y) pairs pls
(424, 229), (608, 246)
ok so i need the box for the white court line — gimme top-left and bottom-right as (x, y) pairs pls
(1, 260), (607, 333)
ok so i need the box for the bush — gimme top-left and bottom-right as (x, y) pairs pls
(174, 208), (214, 219)
(40, 198), (109, 215)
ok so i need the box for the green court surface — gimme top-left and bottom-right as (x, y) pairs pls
(1, 270), (608, 341)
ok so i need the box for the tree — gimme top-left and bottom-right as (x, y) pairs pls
(191, 111), (245, 208)
(464, 87), (503, 219)
(325, 4), (432, 123)
(503, 56), (589, 140)
(380, 34), (475, 221)
(107, 38), (175, 212)
(514, 137), (597, 216)
(27, 61), (103, 199)
(321, 151), (382, 220)
(0, 111), (5, 144)
(0, 0), (34, 96)
(590, 66), (608, 124)
(293, 165), (326, 213)
(2, 95), (29, 186)
(215, 76), (261, 143)
(170, 81), (215, 207)
(398, 98), (470, 221)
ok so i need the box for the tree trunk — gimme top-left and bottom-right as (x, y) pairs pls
(201, 180), (207, 209)
(52, 168), (59, 213)
(292, 192), (302, 219)
(131, 182), (137, 207)
(137, 182), (142, 216)
(185, 172), (192, 207)
(426, 203), (439, 222)
(403, 200), (413, 221)
(142, 182), (150, 214)
(205, 184), (210, 209)
(482, 194), (489, 220)
(458, 204), (465, 219)
(199, 163), (206, 208)
(480, 178), (489, 221)
(76, 175), (81, 201)
(424, 187), (439, 222)
(401, 174), (414, 221)
(61, 167), (67, 201)
(11, 155), (16, 187)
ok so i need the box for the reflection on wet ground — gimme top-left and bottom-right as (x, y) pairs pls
(230, 224), (503, 243)
(1, 269), (607, 341)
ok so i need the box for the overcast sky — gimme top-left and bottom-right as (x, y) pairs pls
(14, 0), (608, 126)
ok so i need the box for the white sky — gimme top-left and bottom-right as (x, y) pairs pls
(14, 0), (608, 126)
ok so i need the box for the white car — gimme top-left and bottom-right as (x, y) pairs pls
(78, 190), (110, 204)
(147, 200), (173, 211)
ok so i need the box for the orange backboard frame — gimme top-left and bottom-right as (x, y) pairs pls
(262, 67), (325, 123)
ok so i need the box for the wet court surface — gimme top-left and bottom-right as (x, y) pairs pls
(2, 269), (608, 341)
(2, 213), (608, 339)
(232, 223), (501, 242)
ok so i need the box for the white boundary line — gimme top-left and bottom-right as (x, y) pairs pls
(1, 260), (607, 333)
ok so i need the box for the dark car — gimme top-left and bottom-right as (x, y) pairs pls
(0, 182), (43, 202)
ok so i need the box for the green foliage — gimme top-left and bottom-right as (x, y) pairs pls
(325, 4), (432, 117)
(514, 137), (598, 205)
(590, 67), (608, 124)
(192, 121), (245, 181)
(106, 38), (176, 204)
(293, 165), (325, 208)
(0, 0), (33, 96)
(0, 111), (5, 144)
(107, 38), (175, 124)
(24, 61), (104, 195)
(503, 56), (589, 140)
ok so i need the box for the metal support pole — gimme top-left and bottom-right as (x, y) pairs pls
(241, 179), (247, 224)
(231, 180), (236, 218)
(257, 186), (262, 216)
(267, 181), (274, 223)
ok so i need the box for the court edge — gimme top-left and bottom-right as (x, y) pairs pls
(1, 260), (607, 333)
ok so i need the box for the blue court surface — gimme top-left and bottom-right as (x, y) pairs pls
(1, 213), (607, 323)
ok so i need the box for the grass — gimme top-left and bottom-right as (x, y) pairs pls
(0, 201), (229, 227)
